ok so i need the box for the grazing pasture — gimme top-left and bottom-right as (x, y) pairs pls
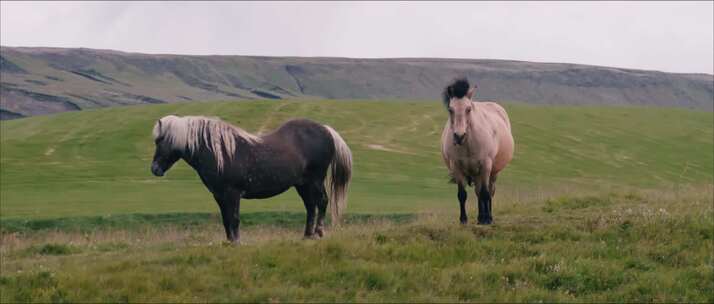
(1, 100), (712, 302)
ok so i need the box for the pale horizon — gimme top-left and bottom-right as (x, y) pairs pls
(2, 1), (713, 75)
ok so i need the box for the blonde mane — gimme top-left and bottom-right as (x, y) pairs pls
(152, 115), (262, 172)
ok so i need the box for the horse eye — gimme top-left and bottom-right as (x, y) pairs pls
(448, 108), (454, 114)
(466, 108), (472, 113)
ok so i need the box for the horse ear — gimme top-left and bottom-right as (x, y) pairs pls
(466, 86), (475, 99)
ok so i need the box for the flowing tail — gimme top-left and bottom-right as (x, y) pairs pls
(323, 125), (352, 226)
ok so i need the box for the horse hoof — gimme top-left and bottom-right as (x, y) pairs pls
(477, 220), (492, 225)
(460, 219), (468, 225)
(303, 234), (319, 240)
(316, 229), (325, 238)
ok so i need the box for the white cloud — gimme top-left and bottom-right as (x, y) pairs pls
(1, 1), (712, 74)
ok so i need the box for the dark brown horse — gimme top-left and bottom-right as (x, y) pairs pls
(150, 115), (352, 243)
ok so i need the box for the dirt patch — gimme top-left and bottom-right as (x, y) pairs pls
(366, 144), (415, 155)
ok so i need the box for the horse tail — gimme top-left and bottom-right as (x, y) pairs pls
(323, 125), (352, 226)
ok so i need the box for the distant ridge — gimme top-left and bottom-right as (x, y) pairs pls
(1, 46), (712, 119)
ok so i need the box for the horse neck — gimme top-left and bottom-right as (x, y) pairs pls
(180, 138), (221, 172)
(180, 146), (204, 171)
(186, 134), (259, 173)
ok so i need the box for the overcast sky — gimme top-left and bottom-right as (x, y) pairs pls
(1, 1), (712, 74)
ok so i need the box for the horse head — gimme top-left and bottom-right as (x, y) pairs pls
(151, 115), (183, 176)
(443, 78), (476, 145)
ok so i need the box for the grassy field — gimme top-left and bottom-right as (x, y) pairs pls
(1, 100), (712, 302)
(1, 100), (711, 218)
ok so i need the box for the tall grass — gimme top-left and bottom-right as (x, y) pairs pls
(1, 187), (711, 302)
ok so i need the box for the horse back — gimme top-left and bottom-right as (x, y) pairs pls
(268, 119), (335, 170)
(477, 101), (512, 132)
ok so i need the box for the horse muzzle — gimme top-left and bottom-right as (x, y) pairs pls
(453, 133), (467, 145)
(151, 162), (165, 177)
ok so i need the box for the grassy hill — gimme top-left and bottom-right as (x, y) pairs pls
(0, 100), (712, 302)
(1, 100), (711, 219)
(2, 46), (712, 119)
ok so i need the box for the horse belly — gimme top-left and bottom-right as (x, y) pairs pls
(241, 169), (302, 199)
(493, 134), (514, 173)
(243, 185), (292, 199)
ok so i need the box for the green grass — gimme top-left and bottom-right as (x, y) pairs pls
(0, 212), (416, 234)
(1, 100), (712, 219)
(1, 100), (712, 302)
(1, 188), (711, 302)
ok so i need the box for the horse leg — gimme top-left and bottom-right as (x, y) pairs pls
(213, 193), (233, 241)
(457, 183), (468, 224)
(296, 184), (318, 239)
(216, 189), (242, 244)
(489, 174), (498, 197)
(314, 183), (328, 238)
(487, 174), (498, 223)
(477, 184), (493, 225)
(229, 194), (242, 244)
(476, 161), (494, 225)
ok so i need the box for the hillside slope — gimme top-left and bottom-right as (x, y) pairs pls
(1, 46), (712, 119)
(1, 100), (711, 219)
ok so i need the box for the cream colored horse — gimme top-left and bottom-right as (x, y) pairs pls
(441, 78), (514, 225)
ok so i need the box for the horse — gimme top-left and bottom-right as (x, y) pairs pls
(440, 78), (514, 225)
(150, 115), (352, 243)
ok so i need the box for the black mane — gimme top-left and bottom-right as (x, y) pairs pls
(442, 78), (473, 108)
